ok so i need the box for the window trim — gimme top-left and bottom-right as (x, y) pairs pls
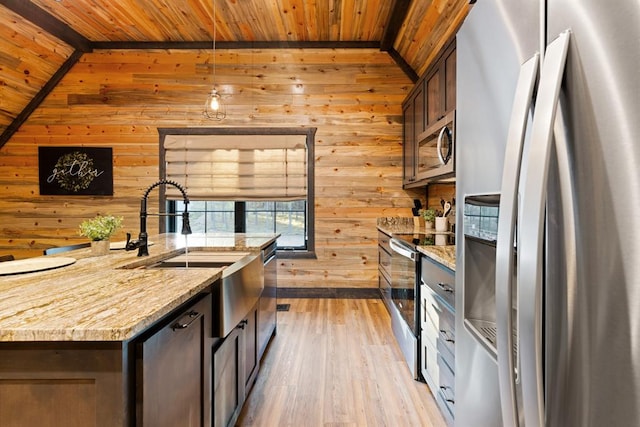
(158, 127), (316, 259)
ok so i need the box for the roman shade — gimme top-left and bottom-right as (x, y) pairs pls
(163, 134), (307, 201)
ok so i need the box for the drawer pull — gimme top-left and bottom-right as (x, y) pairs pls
(439, 329), (455, 343)
(171, 310), (200, 330)
(439, 386), (455, 404)
(437, 282), (454, 294)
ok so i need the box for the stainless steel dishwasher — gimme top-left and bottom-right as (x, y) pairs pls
(258, 241), (277, 360)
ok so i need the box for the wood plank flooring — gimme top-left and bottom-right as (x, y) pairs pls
(237, 298), (447, 427)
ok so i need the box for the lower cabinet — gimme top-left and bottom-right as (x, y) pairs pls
(377, 230), (393, 313)
(136, 292), (212, 427)
(213, 302), (259, 427)
(213, 326), (242, 427)
(420, 255), (456, 426)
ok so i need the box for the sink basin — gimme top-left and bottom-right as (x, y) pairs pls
(146, 251), (250, 269)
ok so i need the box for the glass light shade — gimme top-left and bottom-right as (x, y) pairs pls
(204, 88), (226, 120)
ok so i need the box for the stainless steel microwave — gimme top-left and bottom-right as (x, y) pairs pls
(415, 110), (455, 182)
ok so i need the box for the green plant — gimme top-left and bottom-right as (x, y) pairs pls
(420, 208), (436, 223)
(78, 214), (123, 241)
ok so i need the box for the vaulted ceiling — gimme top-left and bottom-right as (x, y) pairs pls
(0, 0), (469, 145)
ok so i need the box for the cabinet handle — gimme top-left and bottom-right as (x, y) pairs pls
(436, 282), (454, 294)
(171, 310), (200, 331)
(237, 319), (249, 330)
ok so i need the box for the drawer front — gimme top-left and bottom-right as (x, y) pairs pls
(378, 244), (392, 281)
(435, 354), (456, 426)
(378, 231), (391, 253)
(421, 339), (455, 397)
(422, 338), (455, 426)
(421, 285), (455, 365)
(421, 256), (455, 309)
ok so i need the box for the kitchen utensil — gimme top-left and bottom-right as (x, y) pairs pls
(443, 201), (452, 217)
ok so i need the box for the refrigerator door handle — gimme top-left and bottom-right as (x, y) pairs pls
(519, 31), (571, 427)
(496, 53), (539, 427)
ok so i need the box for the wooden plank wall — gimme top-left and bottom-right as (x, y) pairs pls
(0, 48), (426, 289)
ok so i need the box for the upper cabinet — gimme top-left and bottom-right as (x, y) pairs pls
(403, 39), (457, 188)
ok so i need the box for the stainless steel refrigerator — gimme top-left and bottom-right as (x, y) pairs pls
(455, 0), (640, 426)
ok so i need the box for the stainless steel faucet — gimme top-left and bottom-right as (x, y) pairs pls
(125, 179), (192, 256)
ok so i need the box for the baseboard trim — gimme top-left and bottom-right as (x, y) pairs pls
(277, 287), (381, 299)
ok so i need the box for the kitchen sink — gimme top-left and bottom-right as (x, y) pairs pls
(145, 251), (251, 269)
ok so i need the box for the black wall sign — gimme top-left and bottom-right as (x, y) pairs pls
(38, 147), (114, 196)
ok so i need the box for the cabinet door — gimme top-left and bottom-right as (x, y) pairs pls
(243, 305), (258, 390)
(403, 102), (416, 184)
(443, 43), (457, 114)
(137, 293), (211, 427)
(425, 67), (442, 126)
(213, 327), (243, 427)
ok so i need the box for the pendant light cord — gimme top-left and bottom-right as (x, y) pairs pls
(212, 0), (216, 88)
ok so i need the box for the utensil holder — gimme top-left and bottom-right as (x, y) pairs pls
(435, 217), (449, 232)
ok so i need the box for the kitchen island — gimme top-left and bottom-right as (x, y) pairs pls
(0, 233), (277, 427)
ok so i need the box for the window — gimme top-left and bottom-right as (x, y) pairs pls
(159, 127), (316, 257)
(169, 200), (307, 249)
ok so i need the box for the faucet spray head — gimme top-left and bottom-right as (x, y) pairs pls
(182, 211), (192, 235)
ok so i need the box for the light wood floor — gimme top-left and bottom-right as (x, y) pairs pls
(237, 298), (447, 427)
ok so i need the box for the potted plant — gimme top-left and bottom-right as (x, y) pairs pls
(420, 208), (436, 229)
(78, 214), (123, 256)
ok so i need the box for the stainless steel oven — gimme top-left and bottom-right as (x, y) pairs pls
(389, 236), (420, 379)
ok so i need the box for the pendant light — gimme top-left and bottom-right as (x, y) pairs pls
(204, 0), (226, 120)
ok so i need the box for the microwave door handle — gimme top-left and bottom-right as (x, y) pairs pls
(436, 125), (451, 165)
(519, 30), (570, 427)
(496, 52), (539, 427)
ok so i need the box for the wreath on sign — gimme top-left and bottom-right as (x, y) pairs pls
(54, 151), (96, 192)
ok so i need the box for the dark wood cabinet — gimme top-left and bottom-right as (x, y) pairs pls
(213, 326), (242, 427)
(426, 41), (456, 127)
(377, 230), (393, 314)
(403, 38), (456, 188)
(403, 84), (424, 183)
(212, 302), (260, 427)
(243, 305), (258, 390)
(136, 293), (212, 427)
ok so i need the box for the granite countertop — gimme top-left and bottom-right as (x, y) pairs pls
(377, 217), (456, 271)
(0, 233), (277, 342)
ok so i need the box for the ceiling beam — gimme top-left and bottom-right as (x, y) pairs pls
(0, 0), (91, 148)
(387, 48), (418, 83)
(0, 0), (92, 52)
(91, 40), (381, 50)
(380, 0), (417, 83)
(380, 0), (412, 52)
(0, 50), (84, 148)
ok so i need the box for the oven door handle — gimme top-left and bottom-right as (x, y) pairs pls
(389, 239), (416, 261)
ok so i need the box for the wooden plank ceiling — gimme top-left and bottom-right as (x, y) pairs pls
(0, 0), (469, 145)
